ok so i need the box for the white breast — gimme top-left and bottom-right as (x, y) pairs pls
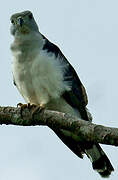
(12, 49), (70, 106)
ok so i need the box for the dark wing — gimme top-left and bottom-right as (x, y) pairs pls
(42, 36), (114, 176)
(42, 35), (89, 121)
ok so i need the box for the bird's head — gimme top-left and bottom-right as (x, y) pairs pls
(10, 11), (39, 36)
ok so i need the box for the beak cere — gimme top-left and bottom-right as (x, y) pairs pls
(17, 17), (24, 26)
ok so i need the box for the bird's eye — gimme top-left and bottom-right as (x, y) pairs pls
(29, 14), (33, 19)
(11, 19), (14, 24)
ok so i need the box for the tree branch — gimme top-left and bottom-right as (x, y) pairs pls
(0, 106), (118, 146)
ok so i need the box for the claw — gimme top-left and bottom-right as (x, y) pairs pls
(17, 103), (29, 118)
(31, 104), (45, 118)
(17, 103), (28, 108)
(17, 103), (45, 118)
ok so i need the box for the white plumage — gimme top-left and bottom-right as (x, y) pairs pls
(11, 32), (79, 117)
(10, 11), (114, 177)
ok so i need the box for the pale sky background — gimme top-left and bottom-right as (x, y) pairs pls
(0, 0), (118, 180)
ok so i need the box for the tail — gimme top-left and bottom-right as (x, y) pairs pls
(85, 144), (114, 177)
(54, 128), (114, 177)
(53, 127), (114, 177)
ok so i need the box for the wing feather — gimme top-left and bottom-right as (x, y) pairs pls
(42, 35), (89, 120)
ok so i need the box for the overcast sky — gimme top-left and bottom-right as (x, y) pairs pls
(0, 0), (118, 180)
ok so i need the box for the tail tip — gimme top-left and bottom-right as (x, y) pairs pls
(92, 155), (114, 178)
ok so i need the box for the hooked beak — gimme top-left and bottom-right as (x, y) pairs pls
(17, 17), (24, 26)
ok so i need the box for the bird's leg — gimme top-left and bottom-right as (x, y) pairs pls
(17, 103), (31, 118)
(17, 103), (30, 108)
(30, 104), (45, 118)
(17, 103), (45, 118)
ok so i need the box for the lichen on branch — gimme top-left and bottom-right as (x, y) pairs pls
(0, 106), (118, 146)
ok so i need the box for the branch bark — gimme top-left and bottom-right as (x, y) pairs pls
(0, 106), (118, 146)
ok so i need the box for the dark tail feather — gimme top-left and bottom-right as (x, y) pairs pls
(92, 155), (114, 178)
(53, 128), (114, 177)
(53, 128), (84, 158)
(85, 144), (114, 178)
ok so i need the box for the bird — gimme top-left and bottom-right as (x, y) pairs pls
(10, 10), (114, 177)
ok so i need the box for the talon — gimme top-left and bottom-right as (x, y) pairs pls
(31, 104), (45, 118)
(17, 103), (29, 117)
(17, 103), (45, 118)
(17, 103), (23, 107)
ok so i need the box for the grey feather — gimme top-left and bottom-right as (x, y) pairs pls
(10, 11), (114, 177)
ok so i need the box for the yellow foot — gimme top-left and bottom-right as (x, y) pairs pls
(17, 103), (31, 117)
(31, 104), (45, 117)
(17, 103), (29, 108)
(17, 103), (45, 118)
